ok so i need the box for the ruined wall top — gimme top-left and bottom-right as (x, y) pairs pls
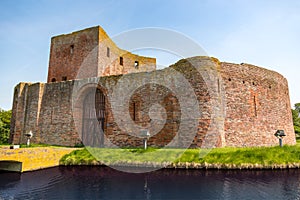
(47, 26), (156, 83)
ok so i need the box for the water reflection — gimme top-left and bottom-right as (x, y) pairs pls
(1, 166), (300, 199)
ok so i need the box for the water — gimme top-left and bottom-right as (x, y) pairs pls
(1, 166), (300, 200)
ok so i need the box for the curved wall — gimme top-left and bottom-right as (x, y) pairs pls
(10, 57), (295, 147)
(220, 61), (295, 146)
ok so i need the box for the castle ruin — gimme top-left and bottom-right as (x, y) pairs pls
(9, 26), (296, 148)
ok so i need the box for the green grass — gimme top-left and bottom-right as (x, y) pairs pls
(60, 148), (96, 165)
(60, 147), (186, 165)
(177, 145), (300, 165)
(59, 145), (300, 167)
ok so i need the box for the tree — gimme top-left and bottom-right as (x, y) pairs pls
(295, 103), (300, 114)
(292, 103), (300, 133)
(0, 109), (12, 144)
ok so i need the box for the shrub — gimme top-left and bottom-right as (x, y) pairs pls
(295, 126), (300, 134)
(0, 109), (12, 144)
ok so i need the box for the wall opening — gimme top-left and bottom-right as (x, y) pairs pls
(228, 78), (231, 81)
(134, 61), (139, 69)
(70, 44), (74, 54)
(62, 76), (67, 81)
(107, 47), (110, 57)
(120, 57), (123, 66)
(133, 102), (136, 121)
(254, 95), (257, 117)
(51, 108), (54, 124)
(82, 88), (105, 147)
(217, 79), (220, 93)
(51, 78), (56, 82)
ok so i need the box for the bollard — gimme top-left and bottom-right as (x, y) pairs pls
(144, 139), (147, 150)
(25, 131), (33, 146)
(141, 130), (150, 150)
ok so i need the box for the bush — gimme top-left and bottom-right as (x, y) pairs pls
(0, 109), (12, 144)
(295, 126), (300, 134)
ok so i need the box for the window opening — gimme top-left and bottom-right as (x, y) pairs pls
(134, 61), (139, 69)
(70, 45), (74, 54)
(107, 47), (110, 57)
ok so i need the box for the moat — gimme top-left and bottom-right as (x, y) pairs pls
(1, 166), (300, 199)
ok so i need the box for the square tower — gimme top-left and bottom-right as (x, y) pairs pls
(47, 26), (156, 83)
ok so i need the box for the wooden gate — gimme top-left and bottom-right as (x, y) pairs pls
(82, 88), (105, 147)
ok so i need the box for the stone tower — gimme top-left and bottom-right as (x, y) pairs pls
(47, 26), (156, 83)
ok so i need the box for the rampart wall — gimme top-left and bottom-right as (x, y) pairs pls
(10, 57), (295, 147)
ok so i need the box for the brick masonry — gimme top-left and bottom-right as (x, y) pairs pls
(47, 26), (156, 83)
(10, 57), (295, 148)
(9, 26), (296, 148)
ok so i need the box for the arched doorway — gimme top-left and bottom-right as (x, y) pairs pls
(82, 88), (105, 147)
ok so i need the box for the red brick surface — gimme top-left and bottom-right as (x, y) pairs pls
(9, 26), (295, 148)
(47, 26), (156, 83)
(10, 57), (295, 147)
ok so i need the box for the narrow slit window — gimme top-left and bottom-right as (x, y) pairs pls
(133, 102), (136, 121)
(120, 57), (123, 65)
(107, 47), (110, 57)
(51, 108), (54, 124)
(254, 95), (257, 117)
(70, 44), (74, 54)
(134, 61), (139, 69)
(217, 79), (220, 93)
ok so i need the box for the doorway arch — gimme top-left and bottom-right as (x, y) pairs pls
(82, 88), (105, 147)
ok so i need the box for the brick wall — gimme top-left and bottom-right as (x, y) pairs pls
(47, 26), (156, 83)
(221, 62), (295, 146)
(10, 57), (295, 147)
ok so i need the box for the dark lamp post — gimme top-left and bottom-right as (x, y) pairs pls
(274, 130), (286, 147)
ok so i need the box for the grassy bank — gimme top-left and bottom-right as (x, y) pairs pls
(60, 145), (300, 169)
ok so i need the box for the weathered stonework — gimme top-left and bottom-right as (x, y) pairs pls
(47, 26), (156, 83)
(9, 26), (295, 148)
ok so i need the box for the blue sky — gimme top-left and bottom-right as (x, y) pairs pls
(0, 0), (299, 110)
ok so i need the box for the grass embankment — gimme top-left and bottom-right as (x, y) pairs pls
(60, 145), (300, 169)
